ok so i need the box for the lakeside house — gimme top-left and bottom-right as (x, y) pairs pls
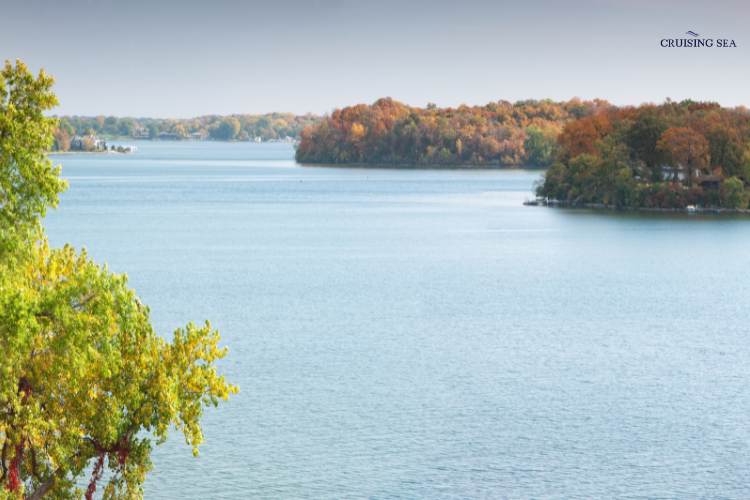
(659, 166), (700, 182)
(187, 132), (208, 141)
(697, 174), (721, 190)
(134, 124), (150, 138)
(70, 135), (105, 151)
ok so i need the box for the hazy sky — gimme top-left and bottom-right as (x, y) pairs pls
(3, 0), (748, 117)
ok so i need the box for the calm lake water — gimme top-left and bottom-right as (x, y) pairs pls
(45, 142), (750, 500)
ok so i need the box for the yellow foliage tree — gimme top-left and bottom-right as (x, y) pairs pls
(0, 60), (238, 500)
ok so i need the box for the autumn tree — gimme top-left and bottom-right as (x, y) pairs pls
(556, 114), (612, 161)
(51, 127), (70, 152)
(0, 59), (237, 500)
(656, 127), (710, 186)
(172, 124), (186, 139)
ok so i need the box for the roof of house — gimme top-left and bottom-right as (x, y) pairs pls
(697, 174), (722, 183)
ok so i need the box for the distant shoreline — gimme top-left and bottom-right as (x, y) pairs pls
(300, 163), (545, 170)
(49, 151), (119, 155)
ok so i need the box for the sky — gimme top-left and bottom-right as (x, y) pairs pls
(3, 0), (748, 118)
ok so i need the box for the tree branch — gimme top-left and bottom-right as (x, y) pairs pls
(24, 452), (81, 500)
(24, 471), (58, 500)
(30, 445), (43, 482)
(1, 441), (7, 483)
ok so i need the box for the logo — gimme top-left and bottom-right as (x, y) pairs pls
(661, 31), (736, 47)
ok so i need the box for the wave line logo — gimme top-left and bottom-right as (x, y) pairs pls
(686, 31), (700, 37)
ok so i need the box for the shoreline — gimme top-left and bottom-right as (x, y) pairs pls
(526, 200), (750, 214)
(49, 151), (123, 155)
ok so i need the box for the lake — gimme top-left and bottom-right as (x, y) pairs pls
(45, 141), (750, 499)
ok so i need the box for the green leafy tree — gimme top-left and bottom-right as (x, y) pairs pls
(118, 118), (136, 138)
(0, 60), (66, 257)
(103, 116), (118, 136)
(0, 60), (238, 500)
(625, 113), (670, 177)
(706, 125), (741, 176)
(721, 176), (750, 209)
(523, 125), (558, 166)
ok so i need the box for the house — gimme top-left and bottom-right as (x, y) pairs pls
(660, 166), (700, 182)
(187, 132), (208, 141)
(70, 135), (105, 151)
(134, 124), (149, 138)
(697, 174), (721, 190)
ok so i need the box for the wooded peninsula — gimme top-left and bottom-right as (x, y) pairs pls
(534, 100), (750, 210)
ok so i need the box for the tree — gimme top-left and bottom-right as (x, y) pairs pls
(209, 119), (240, 140)
(656, 127), (710, 186)
(0, 59), (238, 500)
(172, 124), (186, 139)
(524, 124), (559, 166)
(625, 113), (670, 174)
(0, 60), (66, 257)
(51, 127), (70, 152)
(721, 176), (750, 209)
(103, 117), (118, 136)
(556, 114), (611, 161)
(118, 118), (136, 138)
(705, 124), (741, 176)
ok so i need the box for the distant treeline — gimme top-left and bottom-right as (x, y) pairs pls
(534, 99), (750, 209)
(50, 113), (321, 150)
(295, 97), (604, 166)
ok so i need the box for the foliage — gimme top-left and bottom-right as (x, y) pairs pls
(0, 60), (238, 500)
(208, 119), (240, 140)
(295, 97), (606, 166)
(0, 60), (67, 257)
(55, 112), (320, 142)
(535, 99), (750, 209)
(721, 176), (750, 209)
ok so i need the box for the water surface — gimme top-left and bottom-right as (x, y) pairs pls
(45, 141), (750, 499)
